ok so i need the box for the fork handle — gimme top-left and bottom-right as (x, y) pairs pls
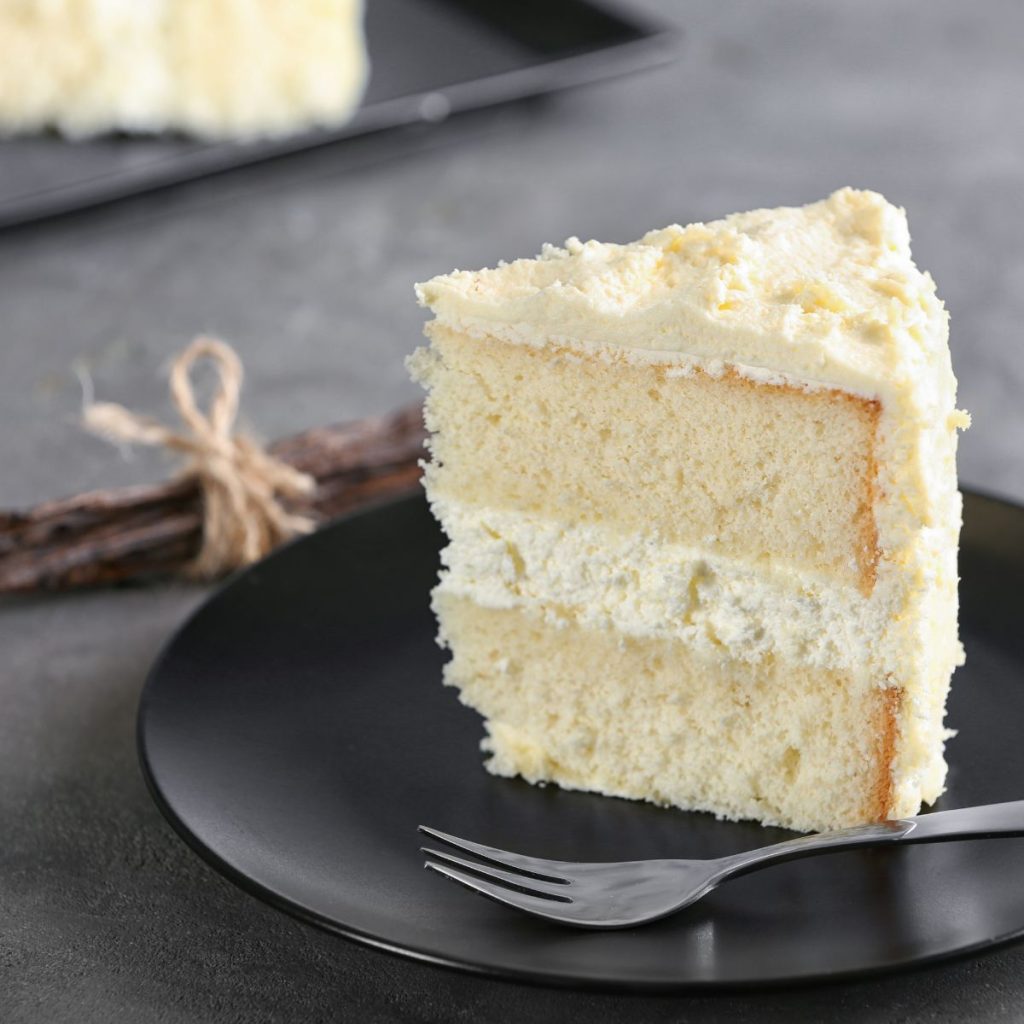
(900, 800), (1024, 841)
(722, 800), (1024, 877)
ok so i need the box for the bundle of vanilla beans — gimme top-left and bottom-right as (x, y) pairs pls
(0, 404), (426, 594)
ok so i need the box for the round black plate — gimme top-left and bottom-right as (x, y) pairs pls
(139, 490), (1024, 991)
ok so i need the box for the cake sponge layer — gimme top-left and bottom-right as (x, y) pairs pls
(414, 324), (880, 590)
(437, 593), (917, 833)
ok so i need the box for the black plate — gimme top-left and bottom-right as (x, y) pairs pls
(138, 490), (1024, 991)
(0, 0), (674, 229)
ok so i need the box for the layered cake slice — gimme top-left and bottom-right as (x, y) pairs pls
(409, 188), (968, 833)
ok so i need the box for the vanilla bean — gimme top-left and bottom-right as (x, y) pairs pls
(0, 403), (426, 594)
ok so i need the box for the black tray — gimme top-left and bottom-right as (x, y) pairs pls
(0, 0), (675, 229)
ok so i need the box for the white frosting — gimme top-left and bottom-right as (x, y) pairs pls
(416, 189), (955, 419)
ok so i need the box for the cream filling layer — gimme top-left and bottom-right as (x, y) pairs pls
(432, 497), (903, 677)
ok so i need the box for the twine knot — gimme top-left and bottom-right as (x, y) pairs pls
(82, 337), (316, 579)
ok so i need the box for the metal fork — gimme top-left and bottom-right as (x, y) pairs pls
(420, 800), (1024, 929)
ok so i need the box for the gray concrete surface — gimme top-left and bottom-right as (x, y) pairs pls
(2, 2), (1023, 1021)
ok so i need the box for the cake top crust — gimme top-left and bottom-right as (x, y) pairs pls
(416, 189), (957, 416)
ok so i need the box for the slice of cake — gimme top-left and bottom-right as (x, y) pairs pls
(408, 188), (968, 833)
(0, 0), (367, 139)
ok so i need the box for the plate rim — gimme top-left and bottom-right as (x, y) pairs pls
(137, 486), (1024, 994)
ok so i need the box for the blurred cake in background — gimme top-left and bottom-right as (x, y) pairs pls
(0, 0), (368, 139)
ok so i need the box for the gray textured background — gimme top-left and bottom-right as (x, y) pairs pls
(2, 1), (1023, 1021)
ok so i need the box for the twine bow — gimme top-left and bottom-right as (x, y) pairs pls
(82, 337), (316, 579)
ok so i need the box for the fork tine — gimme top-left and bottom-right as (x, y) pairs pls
(418, 825), (570, 883)
(421, 847), (571, 900)
(425, 861), (580, 920)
